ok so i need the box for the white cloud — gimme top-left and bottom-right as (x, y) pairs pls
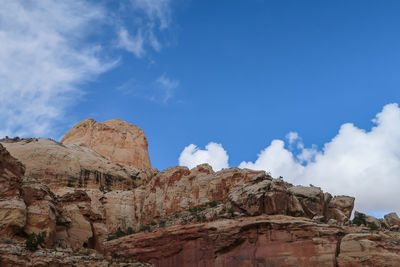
(0, 0), (115, 137)
(179, 142), (229, 171)
(117, 28), (145, 58)
(118, 0), (172, 56)
(182, 103), (400, 215)
(155, 74), (179, 103)
(286, 131), (300, 145)
(131, 0), (172, 29)
(240, 103), (400, 214)
(239, 140), (304, 179)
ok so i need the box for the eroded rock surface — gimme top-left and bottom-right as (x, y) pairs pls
(0, 138), (151, 191)
(0, 144), (26, 238)
(105, 215), (400, 267)
(61, 118), (151, 169)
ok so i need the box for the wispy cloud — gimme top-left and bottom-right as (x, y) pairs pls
(117, 0), (173, 57)
(179, 103), (400, 215)
(0, 0), (116, 137)
(155, 74), (179, 103)
(117, 28), (145, 58)
(131, 0), (172, 30)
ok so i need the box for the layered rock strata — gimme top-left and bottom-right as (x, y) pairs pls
(105, 215), (400, 267)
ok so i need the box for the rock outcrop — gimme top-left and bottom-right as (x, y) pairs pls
(0, 138), (151, 191)
(0, 144), (26, 238)
(105, 215), (400, 267)
(60, 118), (151, 169)
(1, 120), (400, 266)
(105, 215), (344, 267)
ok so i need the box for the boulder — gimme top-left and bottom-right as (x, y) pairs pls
(384, 212), (400, 228)
(325, 196), (355, 223)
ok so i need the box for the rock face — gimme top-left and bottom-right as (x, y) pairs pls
(0, 144), (26, 238)
(60, 118), (151, 169)
(0, 138), (150, 191)
(105, 215), (344, 267)
(105, 215), (400, 267)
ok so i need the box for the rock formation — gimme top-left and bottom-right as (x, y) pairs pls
(0, 144), (26, 238)
(104, 215), (400, 267)
(61, 118), (151, 169)
(0, 120), (400, 266)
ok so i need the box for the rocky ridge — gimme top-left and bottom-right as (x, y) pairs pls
(1, 119), (400, 266)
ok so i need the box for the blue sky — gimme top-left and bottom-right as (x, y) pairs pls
(82, 0), (400, 169)
(1, 0), (400, 217)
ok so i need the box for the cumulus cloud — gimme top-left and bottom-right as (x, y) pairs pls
(239, 140), (304, 178)
(179, 142), (229, 171)
(0, 0), (115, 137)
(241, 103), (400, 214)
(181, 103), (400, 214)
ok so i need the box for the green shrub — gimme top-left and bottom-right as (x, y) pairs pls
(107, 226), (136, 241)
(126, 227), (135, 235)
(209, 201), (217, 208)
(26, 232), (46, 251)
(139, 225), (150, 232)
(368, 222), (379, 231)
(353, 213), (367, 226)
(159, 220), (166, 227)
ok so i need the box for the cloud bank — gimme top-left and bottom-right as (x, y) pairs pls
(179, 103), (400, 214)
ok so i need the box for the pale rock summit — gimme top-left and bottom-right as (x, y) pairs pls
(61, 118), (151, 169)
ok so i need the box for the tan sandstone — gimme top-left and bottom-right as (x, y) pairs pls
(61, 118), (151, 169)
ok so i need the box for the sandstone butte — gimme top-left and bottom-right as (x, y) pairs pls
(60, 118), (151, 169)
(0, 119), (400, 266)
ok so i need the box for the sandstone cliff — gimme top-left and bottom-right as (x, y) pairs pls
(61, 118), (151, 169)
(1, 120), (400, 266)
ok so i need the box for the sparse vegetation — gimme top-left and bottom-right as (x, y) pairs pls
(26, 232), (46, 251)
(126, 227), (134, 235)
(228, 209), (235, 217)
(353, 213), (367, 226)
(368, 222), (379, 231)
(159, 220), (166, 227)
(139, 225), (151, 232)
(209, 201), (217, 208)
(67, 177), (75, 187)
(107, 227), (136, 241)
(190, 206), (205, 216)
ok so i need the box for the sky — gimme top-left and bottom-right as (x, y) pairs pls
(1, 0), (400, 217)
